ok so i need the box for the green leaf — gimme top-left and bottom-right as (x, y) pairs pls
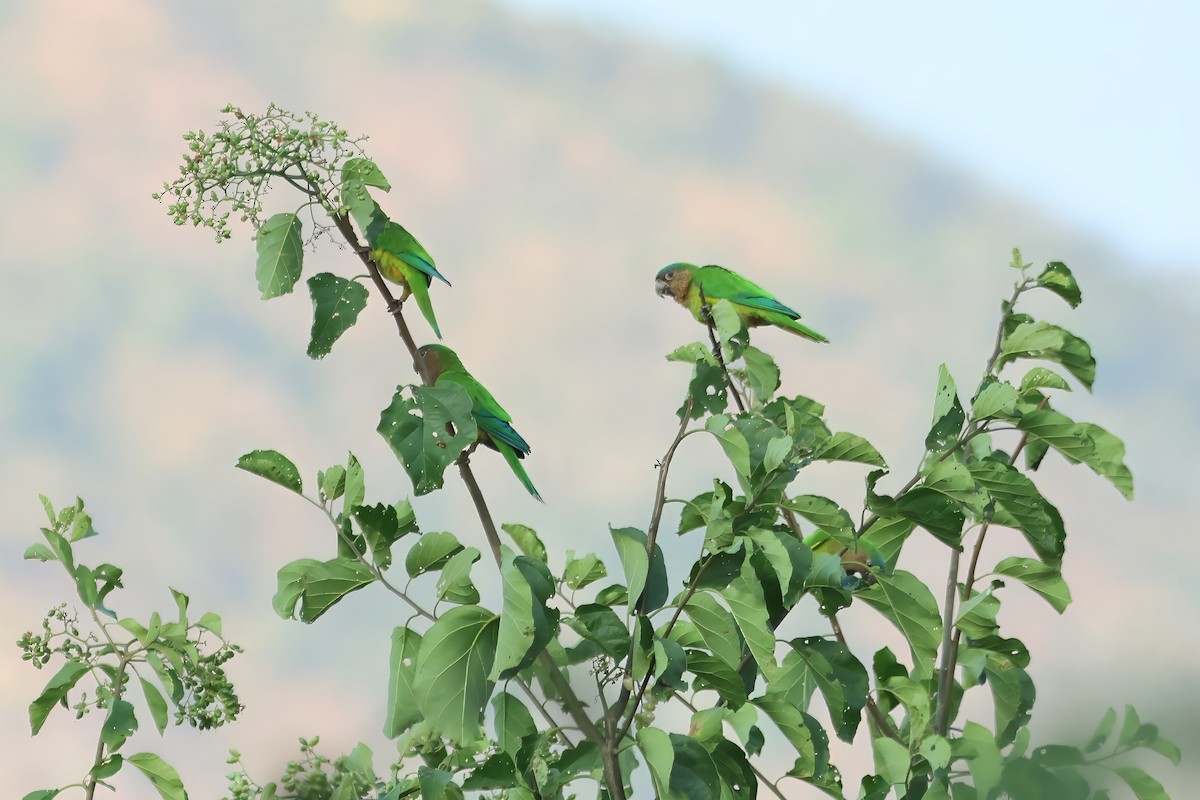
(669, 733), (721, 800)
(861, 516), (916, 568)
(416, 766), (460, 800)
(1020, 367), (1072, 394)
(813, 432), (886, 466)
(91, 755), (123, 780)
(710, 740), (756, 800)
(684, 591), (742, 669)
(306, 273), (369, 359)
(611, 526), (667, 611)
(742, 345), (780, 405)
(923, 460), (986, 512)
(706, 415), (752, 478)
(341, 158), (391, 230)
(858, 570), (942, 676)
(437, 548), (481, 604)
(895, 487), (965, 545)
(969, 459), (1066, 561)
(127, 753), (186, 800)
(384, 627), (423, 738)
(491, 548), (556, 679)
(652, 636), (687, 689)
(920, 735), (952, 770)
(678, 358), (729, 420)
(461, 752), (520, 791)
(999, 321), (1095, 390)
(985, 653), (1035, 746)
(955, 585), (1000, 638)
(1036, 261), (1082, 308)
(29, 661), (90, 734)
(236, 450), (302, 494)
(353, 502), (416, 569)
(747, 528), (812, 604)
(378, 384), (478, 496)
(101, 699), (138, 750)
(569, 604), (629, 659)
(1031, 744), (1084, 767)
(971, 376), (1019, 420)
(23, 789), (62, 799)
(687, 651), (748, 708)
(786, 495), (855, 542)
(753, 694), (825, 777)
(319, 464), (346, 501)
(135, 677), (167, 736)
(255, 212), (303, 300)
(777, 637), (868, 742)
(273, 557), (375, 623)
(994, 557), (1071, 613)
(873, 735), (911, 787)
(342, 453), (365, 509)
(927, 365), (966, 452)
(413, 605), (499, 745)
(502, 523), (547, 563)
(667, 341), (715, 364)
(710, 299), (748, 356)
(1114, 766), (1169, 800)
(405, 531), (464, 577)
(955, 721), (1003, 798)
(562, 552), (607, 590)
(1016, 409), (1133, 499)
(1083, 707), (1117, 752)
(492, 691), (536, 755)
(721, 558), (778, 679)
(638, 727), (674, 798)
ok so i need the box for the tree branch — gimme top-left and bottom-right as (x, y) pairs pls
(703, 309), (746, 414)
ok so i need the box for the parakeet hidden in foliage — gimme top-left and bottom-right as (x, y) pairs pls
(654, 263), (829, 343)
(368, 218), (451, 338)
(417, 344), (542, 502)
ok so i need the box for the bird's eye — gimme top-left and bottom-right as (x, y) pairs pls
(664, 271), (673, 279)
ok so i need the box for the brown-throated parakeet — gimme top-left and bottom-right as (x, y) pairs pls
(417, 344), (542, 502)
(369, 218), (451, 338)
(655, 263), (828, 343)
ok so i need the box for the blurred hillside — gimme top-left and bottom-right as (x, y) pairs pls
(2, 0), (1195, 796)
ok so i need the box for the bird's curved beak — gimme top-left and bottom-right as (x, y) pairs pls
(654, 277), (670, 298)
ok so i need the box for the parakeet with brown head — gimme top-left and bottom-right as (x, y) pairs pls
(418, 344), (542, 502)
(655, 263), (828, 343)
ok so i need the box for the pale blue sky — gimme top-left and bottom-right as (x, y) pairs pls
(498, 0), (1199, 272)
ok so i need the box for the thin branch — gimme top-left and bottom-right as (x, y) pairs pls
(703, 309), (747, 414)
(609, 401), (694, 735)
(933, 549), (961, 735)
(457, 453), (504, 566)
(304, 495), (436, 622)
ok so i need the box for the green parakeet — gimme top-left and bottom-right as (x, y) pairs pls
(654, 263), (829, 343)
(369, 219), (451, 338)
(417, 344), (542, 502)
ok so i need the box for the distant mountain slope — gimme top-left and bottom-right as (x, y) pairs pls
(2, 0), (1195, 795)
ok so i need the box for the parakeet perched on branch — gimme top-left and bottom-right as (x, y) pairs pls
(655, 263), (828, 343)
(418, 344), (542, 502)
(370, 220), (450, 338)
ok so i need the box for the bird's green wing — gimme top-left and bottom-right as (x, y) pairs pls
(692, 266), (767, 301)
(440, 370), (541, 501)
(694, 266), (828, 343)
(375, 221), (451, 286)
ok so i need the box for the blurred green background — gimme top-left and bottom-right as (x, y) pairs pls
(3, 1), (1195, 796)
